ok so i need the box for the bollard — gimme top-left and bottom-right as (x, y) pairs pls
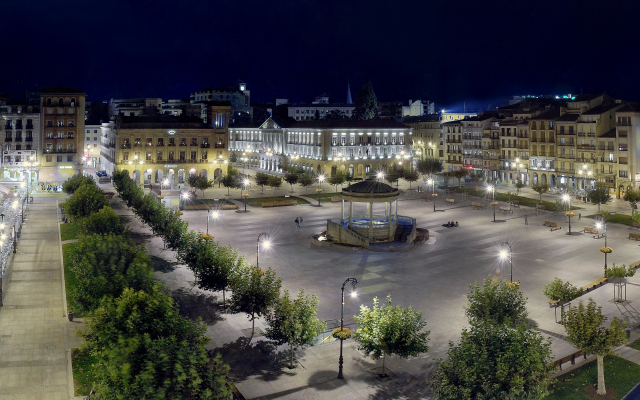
(68, 311), (73, 322)
(626, 327), (631, 339)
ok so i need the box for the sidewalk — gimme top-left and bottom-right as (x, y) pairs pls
(0, 196), (73, 399)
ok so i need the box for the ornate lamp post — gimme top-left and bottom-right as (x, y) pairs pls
(317, 174), (326, 206)
(206, 209), (219, 235)
(242, 178), (250, 212)
(596, 218), (609, 271)
(337, 277), (358, 379)
(562, 193), (571, 212)
(499, 242), (513, 282)
(179, 191), (189, 211)
(256, 232), (270, 269)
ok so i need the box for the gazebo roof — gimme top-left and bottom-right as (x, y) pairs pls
(341, 179), (399, 203)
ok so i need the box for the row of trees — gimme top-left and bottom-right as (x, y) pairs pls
(112, 170), (327, 368)
(63, 175), (232, 398)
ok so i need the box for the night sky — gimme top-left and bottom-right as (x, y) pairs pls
(2, 0), (639, 109)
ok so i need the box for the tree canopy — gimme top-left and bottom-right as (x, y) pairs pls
(298, 173), (315, 194)
(65, 182), (109, 221)
(229, 265), (282, 336)
(265, 289), (326, 367)
(354, 295), (429, 373)
(63, 174), (97, 195)
(623, 188), (640, 217)
(352, 81), (379, 120)
(416, 158), (444, 177)
(188, 174), (214, 197)
(80, 205), (127, 236)
(586, 183), (612, 211)
(532, 184), (550, 201)
(465, 277), (528, 327)
(284, 172), (299, 193)
(254, 172), (269, 193)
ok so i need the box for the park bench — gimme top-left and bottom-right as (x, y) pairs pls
(543, 220), (558, 227)
(445, 198), (455, 204)
(470, 201), (483, 209)
(261, 199), (298, 207)
(632, 222), (640, 230)
(550, 226), (562, 231)
(593, 232), (605, 239)
(330, 197), (342, 202)
(553, 350), (587, 370)
(536, 204), (546, 211)
(103, 192), (115, 199)
(184, 204), (237, 210)
(548, 300), (560, 308)
(584, 226), (597, 234)
(629, 260), (640, 270)
(499, 206), (513, 214)
(510, 200), (520, 208)
(579, 277), (608, 293)
(422, 195), (431, 201)
(629, 232), (640, 241)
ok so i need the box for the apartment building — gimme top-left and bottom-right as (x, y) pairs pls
(0, 102), (40, 183)
(462, 115), (493, 172)
(442, 120), (463, 172)
(39, 87), (86, 182)
(401, 114), (442, 162)
(612, 102), (640, 197)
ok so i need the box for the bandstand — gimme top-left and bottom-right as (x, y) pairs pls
(326, 178), (417, 246)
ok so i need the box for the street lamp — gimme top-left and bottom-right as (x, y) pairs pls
(242, 178), (251, 212)
(256, 232), (270, 269)
(499, 242), (513, 282)
(180, 191), (189, 211)
(206, 209), (219, 235)
(338, 277), (358, 379)
(487, 185), (495, 201)
(162, 178), (170, 191)
(596, 218), (608, 271)
(427, 178), (436, 212)
(562, 193), (571, 211)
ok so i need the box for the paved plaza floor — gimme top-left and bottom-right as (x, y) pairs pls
(104, 174), (640, 399)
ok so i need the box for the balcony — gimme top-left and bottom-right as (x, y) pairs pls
(4, 138), (12, 142)
(200, 143), (210, 148)
(25, 137), (33, 142)
(15, 137), (22, 142)
(619, 147), (628, 152)
(577, 145), (595, 150)
(617, 121), (632, 126)
(121, 144), (131, 149)
(45, 149), (77, 154)
(576, 158), (597, 164)
(26, 124), (34, 130)
(558, 169), (576, 174)
(214, 143), (226, 149)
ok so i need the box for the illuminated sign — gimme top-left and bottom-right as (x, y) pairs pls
(167, 130), (176, 135)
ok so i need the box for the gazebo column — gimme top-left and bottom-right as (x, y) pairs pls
(349, 201), (353, 228)
(385, 202), (389, 221)
(341, 199), (345, 221)
(369, 201), (373, 239)
(394, 199), (398, 221)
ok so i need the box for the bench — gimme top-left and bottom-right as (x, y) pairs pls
(632, 222), (640, 230)
(422, 195), (431, 201)
(584, 226), (597, 234)
(510, 200), (520, 208)
(499, 206), (513, 214)
(553, 350), (587, 370)
(543, 220), (558, 227)
(103, 192), (115, 199)
(629, 260), (640, 270)
(593, 232), (605, 239)
(184, 204), (237, 210)
(445, 198), (455, 204)
(550, 226), (562, 231)
(579, 277), (608, 293)
(471, 201), (483, 210)
(630, 232), (640, 241)
(330, 197), (342, 203)
(261, 200), (298, 207)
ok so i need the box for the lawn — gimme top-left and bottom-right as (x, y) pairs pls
(585, 212), (636, 227)
(60, 221), (82, 241)
(305, 192), (342, 202)
(72, 348), (96, 396)
(546, 355), (640, 400)
(630, 339), (640, 351)
(62, 242), (81, 316)
(236, 196), (310, 206)
(458, 188), (582, 211)
(189, 198), (235, 206)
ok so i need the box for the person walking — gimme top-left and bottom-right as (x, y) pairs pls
(295, 217), (299, 228)
(524, 214), (528, 225)
(299, 217), (303, 226)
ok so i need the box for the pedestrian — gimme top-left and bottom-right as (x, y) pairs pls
(299, 217), (303, 226)
(579, 213), (581, 220)
(295, 217), (299, 228)
(524, 214), (528, 225)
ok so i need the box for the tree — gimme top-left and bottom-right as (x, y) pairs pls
(182, 234), (244, 307)
(298, 173), (315, 194)
(586, 182), (612, 212)
(515, 181), (525, 193)
(229, 153), (238, 163)
(469, 172), (483, 190)
(267, 175), (282, 195)
(63, 174), (96, 195)
(284, 172), (299, 193)
(188, 174), (214, 198)
(254, 172), (269, 193)
(80, 205), (127, 236)
(543, 278), (583, 321)
(605, 263), (636, 285)
(623, 188), (640, 218)
(465, 277), (528, 327)
(403, 168), (420, 189)
(416, 158), (444, 178)
(265, 289), (326, 368)
(354, 295), (429, 375)
(79, 287), (232, 399)
(69, 234), (154, 314)
(220, 174), (238, 196)
(352, 81), (379, 120)
(431, 323), (553, 400)
(384, 171), (400, 187)
(563, 299), (627, 396)
(532, 183), (550, 202)
(229, 265), (282, 337)
(65, 183), (109, 221)
(329, 171), (346, 192)
(453, 169), (469, 188)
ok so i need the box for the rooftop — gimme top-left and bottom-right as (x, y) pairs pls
(289, 119), (410, 129)
(616, 102), (640, 113)
(401, 115), (441, 123)
(41, 86), (85, 94)
(342, 179), (398, 194)
(581, 102), (623, 115)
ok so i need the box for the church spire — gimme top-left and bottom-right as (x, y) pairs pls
(346, 81), (353, 104)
